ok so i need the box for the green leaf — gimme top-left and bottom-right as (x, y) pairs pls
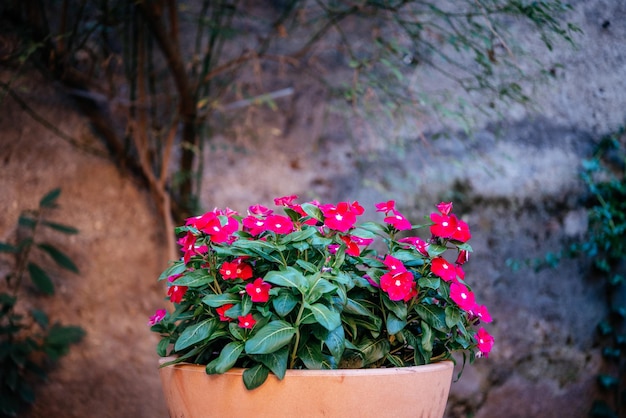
(175, 269), (213, 287)
(415, 304), (448, 332)
(41, 221), (79, 234)
(157, 337), (170, 356)
(418, 277), (440, 290)
(386, 313), (406, 335)
(158, 261), (187, 281)
(343, 298), (373, 316)
(44, 325), (85, 361)
(264, 267), (308, 292)
(174, 318), (215, 351)
(18, 215), (37, 229)
(382, 298), (407, 321)
(254, 346), (289, 379)
(244, 320), (296, 354)
(31, 309), (49, 329)
(27, 263), (54, 295)
(445, 306), (462, 328)
(295, 259), (318, 273)
(298, 343), (334, 369)
(202, 293), (241, 307)
(37, 243), (79, 273)
(206, 341), (245, 374)
(271, 291), (299, 317)
(324, 325), (345, 361)
(39, 188), (61, 208)
(243, 363), (270, 390)
(357, 338), (390, 366)
(300, 203), (324, 222)
(0, 242), (17, 253)
(427, 244), (448, 257)
(279, 228), (317, 244)
(307, 303), (341, 331)
(421, 321), (433, 353)
(229, 321), (246, 341)
(307, 275), (337, 303)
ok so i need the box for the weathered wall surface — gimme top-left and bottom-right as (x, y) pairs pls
(0, 0), (625, 417)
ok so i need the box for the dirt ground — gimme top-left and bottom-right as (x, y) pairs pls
(1, 72), (170, 417)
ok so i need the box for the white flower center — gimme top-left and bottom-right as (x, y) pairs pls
(442, 221), (448, 227)
(395, 279), (402, 287)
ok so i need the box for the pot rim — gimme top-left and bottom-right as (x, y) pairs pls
(159, 356), (454, 376)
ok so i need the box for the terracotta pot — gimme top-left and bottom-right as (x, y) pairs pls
(159, 358), (454, 418)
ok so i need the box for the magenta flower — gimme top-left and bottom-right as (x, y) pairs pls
(430, 212), (458, 238)
(384, 210), (412, 231)
(475, 328), (494, 356)
(220, 260), (253, 280)
(450, 282), (476, 311)
(322, 202), (359, 232)
(238, 313), (256, 329)
(216, 304), (234, 321)
(431, 257), (457, 282)
(383, 254), (407, 273)
(380, 271), (414, 301)
(375, 200), (396, 213)
(274, 194), (298, 206)
(248, 204), (273, 216)
(148, 309), (166, 326)
(167, 285), (188, 303)
(456, 249), (470, 265)
(436, 202), (453, 215)
(472, 305), (493, 323)
(451, 216), (471, 242)
(243, 215), (267, 236)
(265, 214), (294, 234)
(246, 278), (272, 303)
(398, 236), (429, 256)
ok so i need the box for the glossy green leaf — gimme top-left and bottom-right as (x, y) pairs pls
(324, 325), (345, 361)
(415, 304), (448, 332)
(37, 243), (79, 273)
(175, 269), (213, 287)
(427, 244), (448, 257)
(243, 363), (270, 390)
(307, 303), (341, 331)
(157, 337), (170, 356)
(174, 318), (215, 351)
(158, 261), (187, 280)
(421, 321), (433, 353)
(244, 321), (296, 354)
(264, 267), (308, 292)
(254, 346), (289, 379)
(386, 313), (406, 335)
(271, 291), (299, 317)
(206, 341), (245, 374)
(357, 338), (390, 366)
(300, 203), (324, 222)
(202, 293), (241, 307)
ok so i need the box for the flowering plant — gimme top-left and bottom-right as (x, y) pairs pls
(150, 195), (493, 389)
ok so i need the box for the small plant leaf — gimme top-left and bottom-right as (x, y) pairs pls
(0, 242), (17, 253)
(37, 243), (79, 273)
(174, 318), (215, 351)
(206, 341), (245, 374)
(244, 321), (296, 354)
(39, 188), (62, 208)
(27, 263), (55, 295)
(41, 221), (79, 235)
(18, 215), (37, 229)
(307, 303), (341, 331)
(243, 363), (270, 390)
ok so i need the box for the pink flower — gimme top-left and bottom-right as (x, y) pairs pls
(380, 271), (414, 301)
(188, 211), (239, 243)
(402, 283), (418, 302)
(220, 259), (253, 280)
(430, 213), (457, 238)
(216, 304), (234, 321)
(248, 204), (273, 216)
(245, 278), (272, 303)
(375, 200), (396, 213)
(148, 309), (166, 326)
(265, 214), (294, 234)
(436, 202), (453, 215)
(451, 216), (471, 242)
(455, 265), (465, 281)
(340, 235), (361, 256)
(398, 237), (429, 256)
(167, 285), (188, 303)
(321, 202), (360, 232)
(475, 328), (494, 356)
(431, 257), (456, 282)
(242, 215), (267, 236)
(472, 305), (493, 323)
(384, 210), (412, 231)
(383, 254), (407, 273)
(274, 195), (298, 206)
(238, 313), (256, 329)
(456, 249), (470, 265)
(450, 282), (476, 311)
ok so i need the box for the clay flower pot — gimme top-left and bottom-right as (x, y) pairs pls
(159, 358), (454, 418)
